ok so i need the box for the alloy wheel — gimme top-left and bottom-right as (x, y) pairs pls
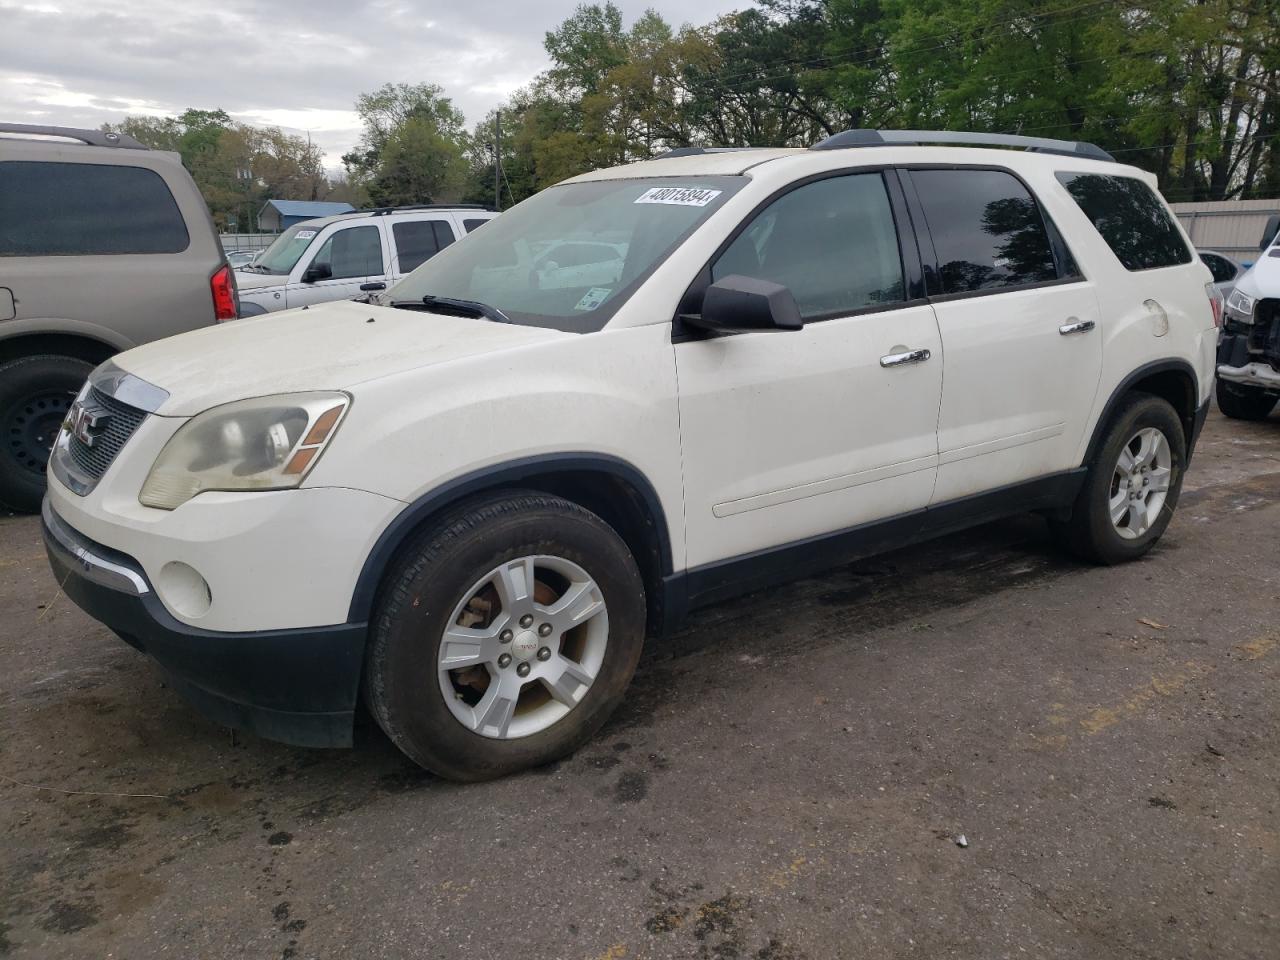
(437, 555), (609, 739)
(1109, 426), (1172, 540)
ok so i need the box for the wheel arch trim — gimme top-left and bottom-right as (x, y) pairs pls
(1082, 358), (1199, 467)
(346, 453), (674, 624)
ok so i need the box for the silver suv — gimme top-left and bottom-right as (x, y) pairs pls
(0, 123), (231, 511)
(234, 205), (497, 316)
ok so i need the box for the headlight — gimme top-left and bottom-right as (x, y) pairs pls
(139, 392), (350, 510)
(1225, 289), (1255, 322)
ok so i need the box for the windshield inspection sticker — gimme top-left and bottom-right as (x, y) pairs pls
(294, 229), (317, 239)
(634, 186), (722, 207)
(574, 287), (612, 311)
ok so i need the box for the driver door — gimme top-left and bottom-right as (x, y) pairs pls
(286, 223), (387, 307)
(676, 171), (943, 578)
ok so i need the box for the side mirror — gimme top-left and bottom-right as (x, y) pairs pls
(682, 275), (803, 335)
(302, 263), (332, 283)
(1260, 214), (1280, 251)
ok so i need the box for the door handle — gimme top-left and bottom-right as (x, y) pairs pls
(880, 348), (932, 368)
(1059, 318), (1095, 336)
(360, 282), (387, 292)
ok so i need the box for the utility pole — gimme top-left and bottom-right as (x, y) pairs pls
(494, 110), (502, 212)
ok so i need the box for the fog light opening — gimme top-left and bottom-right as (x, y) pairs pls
(156, 561), (212, 619)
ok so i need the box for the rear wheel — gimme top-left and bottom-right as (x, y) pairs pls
(1216, 378), (1278, 421)
(1054, 393), (1186, 565)
(0, 355), (92, 512)
(364, 492), (646, 781)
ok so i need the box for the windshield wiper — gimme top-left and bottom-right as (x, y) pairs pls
(391, 294), (511, 323)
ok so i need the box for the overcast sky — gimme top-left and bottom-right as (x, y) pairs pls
(2, 0), (746, 171)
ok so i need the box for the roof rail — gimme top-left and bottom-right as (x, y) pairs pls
(810, 129), (1114, 162)
(655, 146), (767, 159)
(0, 122), (148, 150)
(366, 203), (494, 216)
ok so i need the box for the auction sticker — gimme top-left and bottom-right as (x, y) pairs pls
(295, 229), (317, 239)
(574, 287), (613, 311)
(634, 186), (722, 207)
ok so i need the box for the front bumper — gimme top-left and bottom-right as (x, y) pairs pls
(1218, 303), (1280, 392)
(1216, 360), (1280, 392)
(42, 498), (367, 747)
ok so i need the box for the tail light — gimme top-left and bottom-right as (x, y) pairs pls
(211, 264), (238, 322)
(1206, 282), (1223, 328)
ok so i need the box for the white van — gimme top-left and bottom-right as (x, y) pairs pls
(235, 205), (498, 315)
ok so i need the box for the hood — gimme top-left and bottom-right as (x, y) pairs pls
(234, 270), (287, 291)
(1235, 249), (1280, 301)
(112, 299), (569, 417)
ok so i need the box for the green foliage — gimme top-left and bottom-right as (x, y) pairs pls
(343, 82), (467, 206)
(460, 0), (1278, 204)
(367, 117), (467, 206)
(107, 110), (329, 230)
(122, 0), (1280, 225)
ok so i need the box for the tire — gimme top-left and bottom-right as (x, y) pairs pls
(1216, 378), (1278, 421)
(1055, 393), (1187, 565)
(364, 491), (646, 781)
(0, 355), (93, 513)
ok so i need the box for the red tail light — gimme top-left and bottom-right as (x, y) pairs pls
(1206, 282), (1223, 328)
(211, 264), (238, 322)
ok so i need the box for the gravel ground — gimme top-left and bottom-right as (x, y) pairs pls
(1, 405), (1277, 960)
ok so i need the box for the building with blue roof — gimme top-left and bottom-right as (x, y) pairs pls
(258, 199), (356, 232)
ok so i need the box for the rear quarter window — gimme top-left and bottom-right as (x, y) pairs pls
(1055, 172), (1191, 271)
(0, 160), (190, 256)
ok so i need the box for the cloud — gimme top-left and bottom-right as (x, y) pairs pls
(0, 0), (744, 170)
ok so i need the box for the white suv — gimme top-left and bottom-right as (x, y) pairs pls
(43, 131), (1219, 781)
(235, 205), (497, 316)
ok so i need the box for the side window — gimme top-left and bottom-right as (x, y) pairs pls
(1055, 173), (1192, 271)
(463, 218), (490, 233)
(310, 225), (384, 280)
(910, 169), (1060, 294)
(1200, 253), (1236, 283)
(0, 160), (189, 256)
(392, 219), (456, 273)
(711, 173), (904, 318)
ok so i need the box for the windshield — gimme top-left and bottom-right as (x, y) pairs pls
(389, 176), (745, 331)
(249, 221), (324, 275)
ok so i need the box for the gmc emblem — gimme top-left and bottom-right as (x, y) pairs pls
(66, 400), (110, 448)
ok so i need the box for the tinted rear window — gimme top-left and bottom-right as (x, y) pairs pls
(392, 219), (455, 272)
(911, 168), (1060, 294)
(0, 161), (190, 256)
(1056, 173), (1191, 271)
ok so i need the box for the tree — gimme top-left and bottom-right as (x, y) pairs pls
(107, 110), (333, 230)
(343, 82), (466, 181)
(367, 117), (467, 206)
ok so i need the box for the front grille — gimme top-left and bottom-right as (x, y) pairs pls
(68, 386), (147, 480)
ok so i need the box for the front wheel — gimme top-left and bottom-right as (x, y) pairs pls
(1216, 378), (1278, 421)
(1054, 393), (1187, 565)
(364, 492), (646, 781)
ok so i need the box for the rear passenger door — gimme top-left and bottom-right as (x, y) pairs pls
(903, 167), (1102, 504)
(389, 218), (457, 282)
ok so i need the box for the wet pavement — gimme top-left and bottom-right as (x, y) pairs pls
(1, 405), (1277, 959)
